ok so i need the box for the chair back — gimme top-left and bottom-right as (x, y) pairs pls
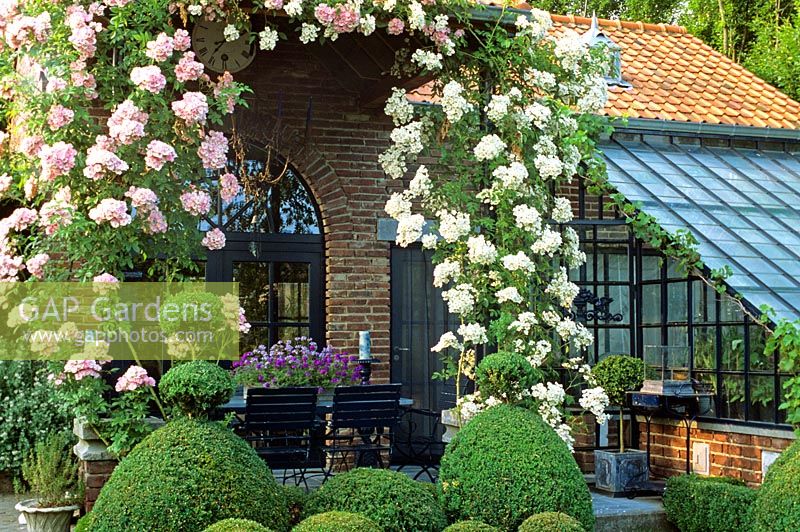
(330, 384), (401, 431)
(245, 386), (319, 435)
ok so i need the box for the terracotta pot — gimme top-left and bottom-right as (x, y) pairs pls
(15, 499), (79, 532)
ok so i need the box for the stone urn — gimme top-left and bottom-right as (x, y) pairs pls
(441, 408), (462, 443)
(15, 499), (80, 532)
(594, 449), (649, 494)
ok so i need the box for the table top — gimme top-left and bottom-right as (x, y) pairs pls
(220, 393), (413, 413)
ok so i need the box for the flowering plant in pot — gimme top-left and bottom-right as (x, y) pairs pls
(15, 432), (82, 532)
(591, 354), (647, 493)
(231, 337), (363, 397)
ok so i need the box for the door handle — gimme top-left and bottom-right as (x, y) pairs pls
(393, 346), (409, 361)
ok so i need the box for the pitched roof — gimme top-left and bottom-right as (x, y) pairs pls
(410, 7), (800, 129)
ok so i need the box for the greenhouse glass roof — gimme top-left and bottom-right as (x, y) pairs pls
(602, 137), (800, 321)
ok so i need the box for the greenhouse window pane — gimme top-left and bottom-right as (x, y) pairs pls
(720, 325), (745, 371)
(693, 326), (716, 370)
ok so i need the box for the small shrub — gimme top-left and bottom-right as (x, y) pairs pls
(443, 521), (499, 531)
(293, 511), (381, 532)
(159, 361), (234, 418)
(281, 485), (309, 527)
(518, 512), (584, 532)
(203, 518), (272, 532)
(439, 404), (593, 531)
(664, 474), (755, 532)
(592, 355), (644, 406)
(474, 351), (540, 401)
(19, 431), (81, 507)
(752, 440), (800, 531)
(85, 418), (288, 531)
(304, 468), (446, 532)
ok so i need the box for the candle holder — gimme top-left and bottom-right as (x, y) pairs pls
(358, 357), (381, 385)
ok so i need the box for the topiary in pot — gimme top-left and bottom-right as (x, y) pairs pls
(292, 511), (381, 532)
(518, 512), (584, 532)
(203, 518), (273, 532)
(752, 439), (800, 531)
(591, 354), (644, 452)
(443, 520), (500, 531)
(159, 360), (234, 419)
(474, 351), (541, 402)
(84, 418), (289, 531)
(304, 468), (446, 532)
(439, 404), (593, 531)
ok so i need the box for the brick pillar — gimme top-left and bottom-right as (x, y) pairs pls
(72, 418), (117, 513)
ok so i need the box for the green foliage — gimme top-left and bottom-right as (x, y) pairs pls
(0, 361), (69, 472)
(281, 485), (309, 528)
(752, 440), (800, 531)
(442, 521), (499, 532)
(85, 418), (288, 532)
(746, 13), (800, 101)
(763, 313), (800, 428)
(439, 405), (594, 531)
(664, 474), (755, 532)
(203, 518), (273, 532)
(475, 351), (541, 402)
(159, 361), (234, 419)
(304, 468), (446, 532)
(293, 511), (381, 532)
(518, 512), (585, 532)
(592, 355), (644, 406)
(19, 431), (82, 507)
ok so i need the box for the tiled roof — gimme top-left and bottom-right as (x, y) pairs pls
(410, 7), (800, 129)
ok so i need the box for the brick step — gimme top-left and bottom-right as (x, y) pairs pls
(592, 492), (676, 532)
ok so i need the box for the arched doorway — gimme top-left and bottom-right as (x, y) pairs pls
(202, 140), (325, 349)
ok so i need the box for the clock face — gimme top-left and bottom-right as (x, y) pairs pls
(192, 20), (256, 74)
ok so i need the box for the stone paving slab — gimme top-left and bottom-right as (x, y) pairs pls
(0, 494), (25, 531)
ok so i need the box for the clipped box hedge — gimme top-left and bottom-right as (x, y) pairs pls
(663, 474), (755, 532)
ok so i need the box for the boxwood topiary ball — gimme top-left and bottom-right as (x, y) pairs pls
(203, 518), (273, 531)
(518, 512), (585, 531)
(159, 360), (234, 418)
(304, 468), (447, 531)
(293, 511), (381, 532)
(474, 351), (541, 401)
(438, 404), (594, 530)
(752, 439), (800, 531)
(85, 418), (288, 531)
(591, 355), (644, 406)
(442, 520), (500, 531)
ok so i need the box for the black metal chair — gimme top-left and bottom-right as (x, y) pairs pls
(321, 384), (402, 479)
(243, 386), (319, 488)
(394, 408), (445, 482)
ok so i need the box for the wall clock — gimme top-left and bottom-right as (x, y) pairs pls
(192, 20), (256, 74)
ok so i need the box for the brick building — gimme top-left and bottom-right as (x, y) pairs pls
(195, 9), (799, 487)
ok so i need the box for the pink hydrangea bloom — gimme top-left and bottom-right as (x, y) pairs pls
(197, 130), (228, 169)
(144, 140), (176, 171)
(387, 18), (404, 35)
(46, 77), (67, 93)
(25, 253), (49, 279)
(0, 253), (23, 281)
(17, 135), (43, 158)
(47, 104), (73, 130)
(172, 29), (191, 51)
(64, 359), (106, 380)
(180, 188), (211, 216)
(130, 65), (166, 93)
(108, 100), (148, 145)
(115, 365), (156, 392)
(88, 198), (131, 227)
(84, 145), (129, 180)
(201, 228), (226, 250)
(213, 71), (236, 114)
(314, 4), (335, 25)
(174, 52), (205, 82)
(39, 142), (77, 181)
(145, 32), (174, 62)
(124, 186), (159, 211)
(66, 5), (101, 60)
(39, 187), (74, 235)
(143, 208), (167, 234)
(171, 92), (208, 124)
(238, 307), (250, 333)
(0, 174), (11, 196)
(219, 172), (240, 202)
(7, 208), (37, 231)
(93, 273), (119, 282)
(332, 5), (359, 33)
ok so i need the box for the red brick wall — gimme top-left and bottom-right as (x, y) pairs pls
(232, 41), (395, 383)
(81, 460), (117, 512)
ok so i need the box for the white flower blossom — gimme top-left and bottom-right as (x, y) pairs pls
(546, 266), (579, 308)
(458, 322), (487, 345)
(359, 14), (376, 36)
(300, 23), (320, 44)
(551, 197), (573, 223)
(485, 94), (511, 123)
(580, 386), (611, 424)
(441, 80), (472, 122)
(514, 9), (551, 39)
(521, 102), (552, 129)
(534, 153), (563, 180)
(442, 283), (476, 316)
(187, 4), (203, 15)
(396, 214), (424, 246)
(408, 0), (426, 30)
(502, 251), (535, 273)
(437, 210), (470, 243)
(421, 233), (438, 249)
(577, 74), (608, 113)
(528, 339), (552, 367)
(562, 226), (586, 267)
(492, 161), (528, 191)
(513, 204), (541, 233)
(285, 0), (303, 17)
(223, 24), (240, 42)
(433, 259), (461, 288)
(473, 134), (506, 161)
(531, 227), (562, 256)
(384, 192), (411, 219)
(525, 69), (557, 92)
(384, 87), (414, 126)
(411, 49), (443, 71)
(509, 311), (538, 335)
(554, 31), (589, 73)
(496, 286), (523, 304)
(390, 121), (425, 155)
(258, 28), (279, 51)
(431, 331), (462, 352)
(466, 235), (497, 265)
(408, 165), (431, 198)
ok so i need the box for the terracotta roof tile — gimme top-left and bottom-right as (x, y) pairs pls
(411, 6), (800, 129)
